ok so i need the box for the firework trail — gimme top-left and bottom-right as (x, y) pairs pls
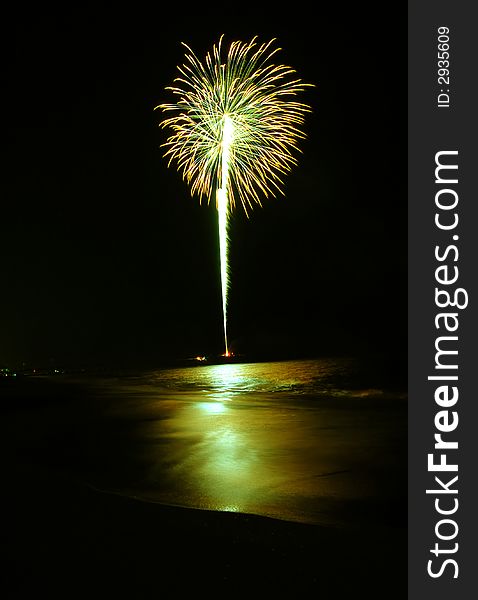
(156, 36), (311, 356)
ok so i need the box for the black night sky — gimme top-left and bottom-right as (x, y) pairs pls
(3, 5), (406, 373)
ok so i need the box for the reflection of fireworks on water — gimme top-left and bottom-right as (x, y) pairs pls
(156, 36), (312, 355)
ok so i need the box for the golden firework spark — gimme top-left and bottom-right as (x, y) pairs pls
(155, 36), (312, 356)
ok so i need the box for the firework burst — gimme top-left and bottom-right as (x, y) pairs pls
(156, 36), (312, 355)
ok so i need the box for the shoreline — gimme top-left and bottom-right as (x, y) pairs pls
(2, 465), (406, 598)
(1, 374), (406, 597)
(2, 466), (406, 600)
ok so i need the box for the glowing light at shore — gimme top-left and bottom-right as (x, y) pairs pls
(156, 36), (311, 355)
(196, 400), (228, 415)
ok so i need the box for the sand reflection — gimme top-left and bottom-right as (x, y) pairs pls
(104, 361), (406, 525)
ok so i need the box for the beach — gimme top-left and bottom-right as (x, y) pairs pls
(1, 360), (407, 597)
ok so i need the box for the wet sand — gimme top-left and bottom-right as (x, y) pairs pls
(1, 376), (407, 597)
